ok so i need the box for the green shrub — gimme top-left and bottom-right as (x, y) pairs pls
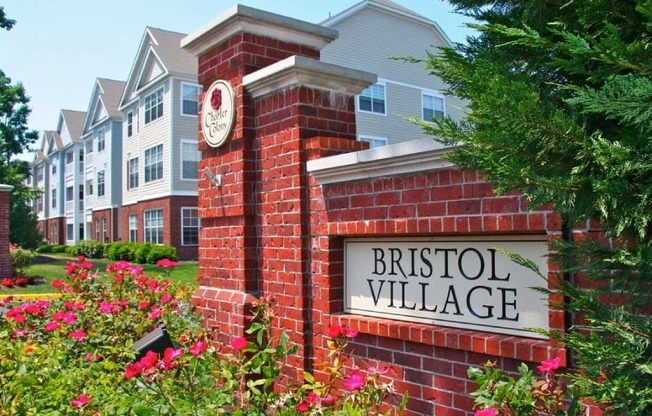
(51, 244), (68, 253)
(146, 245), (178, 264)
(107, 241), (138, 262)
(69, 240), (106, 259)
(35, 244), (53, 253)
(134, 243), (153, 264)
(9, 245), (34, 276)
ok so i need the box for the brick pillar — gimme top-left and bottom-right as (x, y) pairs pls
(182, 5), (375, 376)
(0, 185), (14, 277)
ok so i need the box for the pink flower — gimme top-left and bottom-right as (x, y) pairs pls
(306, 392), (321, 404)
(189, 340), (207, 356)
(77, 255), (86, 262)
(61, 311), (77, 325)
(148, 307), (162, 320)
(163, 347), (183, 363)
(139, 350), (159, 369)
(327, 324), (358, 338)
(156, 258), (179, 268)
(343, 369), (365, 390)
(129, 266), (143, 276)
(231, 337), (248, 351)
(124, 362), (143, 379)
(160, 293), (173, 304)
(85, 352), (102, 362)
(52, 279), (65, 288)
(341, 325), (358, 338)
(327, 324), (342, 338)
(138, 301), (150, 310)
(66, 262), (77, 276)
(44, 321), (60, 332)
(321, 395), (336, 405)
(475, 409), (497, 416)
(71, 393), (91, 408)
(80, 261), (94, 270)
(98, 302), (118, 314)
(69, 330), (86, 342)
(537, 356), (562, 374)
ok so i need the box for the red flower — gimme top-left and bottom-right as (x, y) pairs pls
(71, 393), (91, 408)
(1, 277), (14, 288)
(327, 324), (358, 338)
(163, 347), (183, 363)
(537, 356), (562, 374)
(52, 279), (65, 288)
(231, 336), (248, 351)
(69, 330), (86, 342)
(124, 362), (143, 379)
(343, 369), (365, 390)
(156, 258), (179, 268)
(321, 395), (336, 405)
(15, 277), (28, 287)
(296, 400), (311, 413)
(160, 293), (173, 304)
(189, 340), (207, 356)
(139, 350), (159, 369)
(148, 307), (162, 320)
(44, 321), (60, 332)
(327, 324), (342, 338)
(475, 408), (497, 416)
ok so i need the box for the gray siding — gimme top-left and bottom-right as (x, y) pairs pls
(171, 78), (200, 193)
(322, 6), (467, 145)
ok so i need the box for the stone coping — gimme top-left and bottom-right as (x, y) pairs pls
(0, 184), (14, 192)
(307, 138), (458, 185)
(182, 4), (338, 56)
(243, 55), (377, 98)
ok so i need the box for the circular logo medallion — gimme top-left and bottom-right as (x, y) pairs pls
(201, 80), (235, 148)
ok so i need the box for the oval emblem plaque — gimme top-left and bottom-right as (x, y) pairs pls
(201, 80), (235, 148)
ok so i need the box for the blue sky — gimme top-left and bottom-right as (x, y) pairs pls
(1, 0), (475, 144)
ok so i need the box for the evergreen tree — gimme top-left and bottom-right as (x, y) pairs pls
(419, 0), (652, 414)
(0, 7), (41, 248)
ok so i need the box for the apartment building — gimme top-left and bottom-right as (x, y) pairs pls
(321, 0), (466, 147)
(30, 0), (460, 256)
(118, 27), (200, 260)
(81, 78), (126, 243)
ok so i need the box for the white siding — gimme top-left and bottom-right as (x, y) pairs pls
(171, 78), (200, 192)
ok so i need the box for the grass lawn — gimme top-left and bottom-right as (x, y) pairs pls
(1, 254), (199, 295)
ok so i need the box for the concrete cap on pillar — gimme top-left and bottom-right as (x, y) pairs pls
(0, 185), (14, 192)
(243, 55), (377, 98)
(181, 4), (339, 56)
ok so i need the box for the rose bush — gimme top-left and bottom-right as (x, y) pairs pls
(0, 257), (405, 415)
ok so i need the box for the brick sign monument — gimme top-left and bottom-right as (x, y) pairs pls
(182, 6), (566, 415)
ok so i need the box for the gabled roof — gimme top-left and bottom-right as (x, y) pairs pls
(119, 27), (197, 110)
(82, 78), (126, 136)
(50, 131), (63, 150)
(322, 0), (453, 47)
(58, 109), (87, 145)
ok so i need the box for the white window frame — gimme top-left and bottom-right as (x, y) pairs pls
(127, 157), (139, 190)
(96, 127), (106, 152)
(180, 82), (201, 116)
(357, 82), (386, 115)
(66, 151), (74, 166)
(358, 135), (388, 149)
(97, 170), (105, 197)
(180, 140), (200, 180)
(126, 111), (134, 137)
(144, 87), (164, 124)
(101, 217), (107, 242)
(181, 207), (200, 246)
(66, 186), (74, 202)
(144, 144), (163, 183)
(144, 209), (164, 245)
(86, 178), (93, 196)
(129, 213), (138, 242)
(421, 91), (446, 121)
(51, 188), (57, 209)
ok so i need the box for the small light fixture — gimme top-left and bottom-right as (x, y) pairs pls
(203, 167), (223, 187)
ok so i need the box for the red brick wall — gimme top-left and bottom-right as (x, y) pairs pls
(121, 196), (198, 261)
(0, 188), (12, 277)
(90, 208), (120, 243)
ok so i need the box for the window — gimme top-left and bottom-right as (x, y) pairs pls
(144, 88), (164, 124)
(52, 164), (57, 175)
(79, 151), (84, 173)
(181, 83), (201, 116)
(181, 141), (200, 180)
(95, 220), (100, 241)
(181, 208), (199, 246)
(66, 224), (73, 240)
(66, 186), (74, 201)
(358, 136), (388, 149)
(358, 83), (386, 114)
(96, 128), (105, 152)
(144, 209), (163, 244)
(144, 144), (163, 183)
(86, 139), (93, 154)
(86, 179), (93, 196)
(129, 214), (138, 242)
(422, 93), (445, 121)
(66, 152), (74, 165)
(37, 166), (44, 182)
(102, 217), (107, 242)
(51, 189), (57, 209)
(36, 195), (43, 212)
(78, 184), (84, 210)
(128, 158), (139, 190)
(97, 170), (105, 197)
(126, 111), (134, 137)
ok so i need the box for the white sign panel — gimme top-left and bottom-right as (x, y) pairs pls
(201, 79), (235, 148)
(345, 236), (549, 339)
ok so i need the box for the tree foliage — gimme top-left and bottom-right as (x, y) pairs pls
(420, 0), (652, 414)
(0, 8), (41, 248)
